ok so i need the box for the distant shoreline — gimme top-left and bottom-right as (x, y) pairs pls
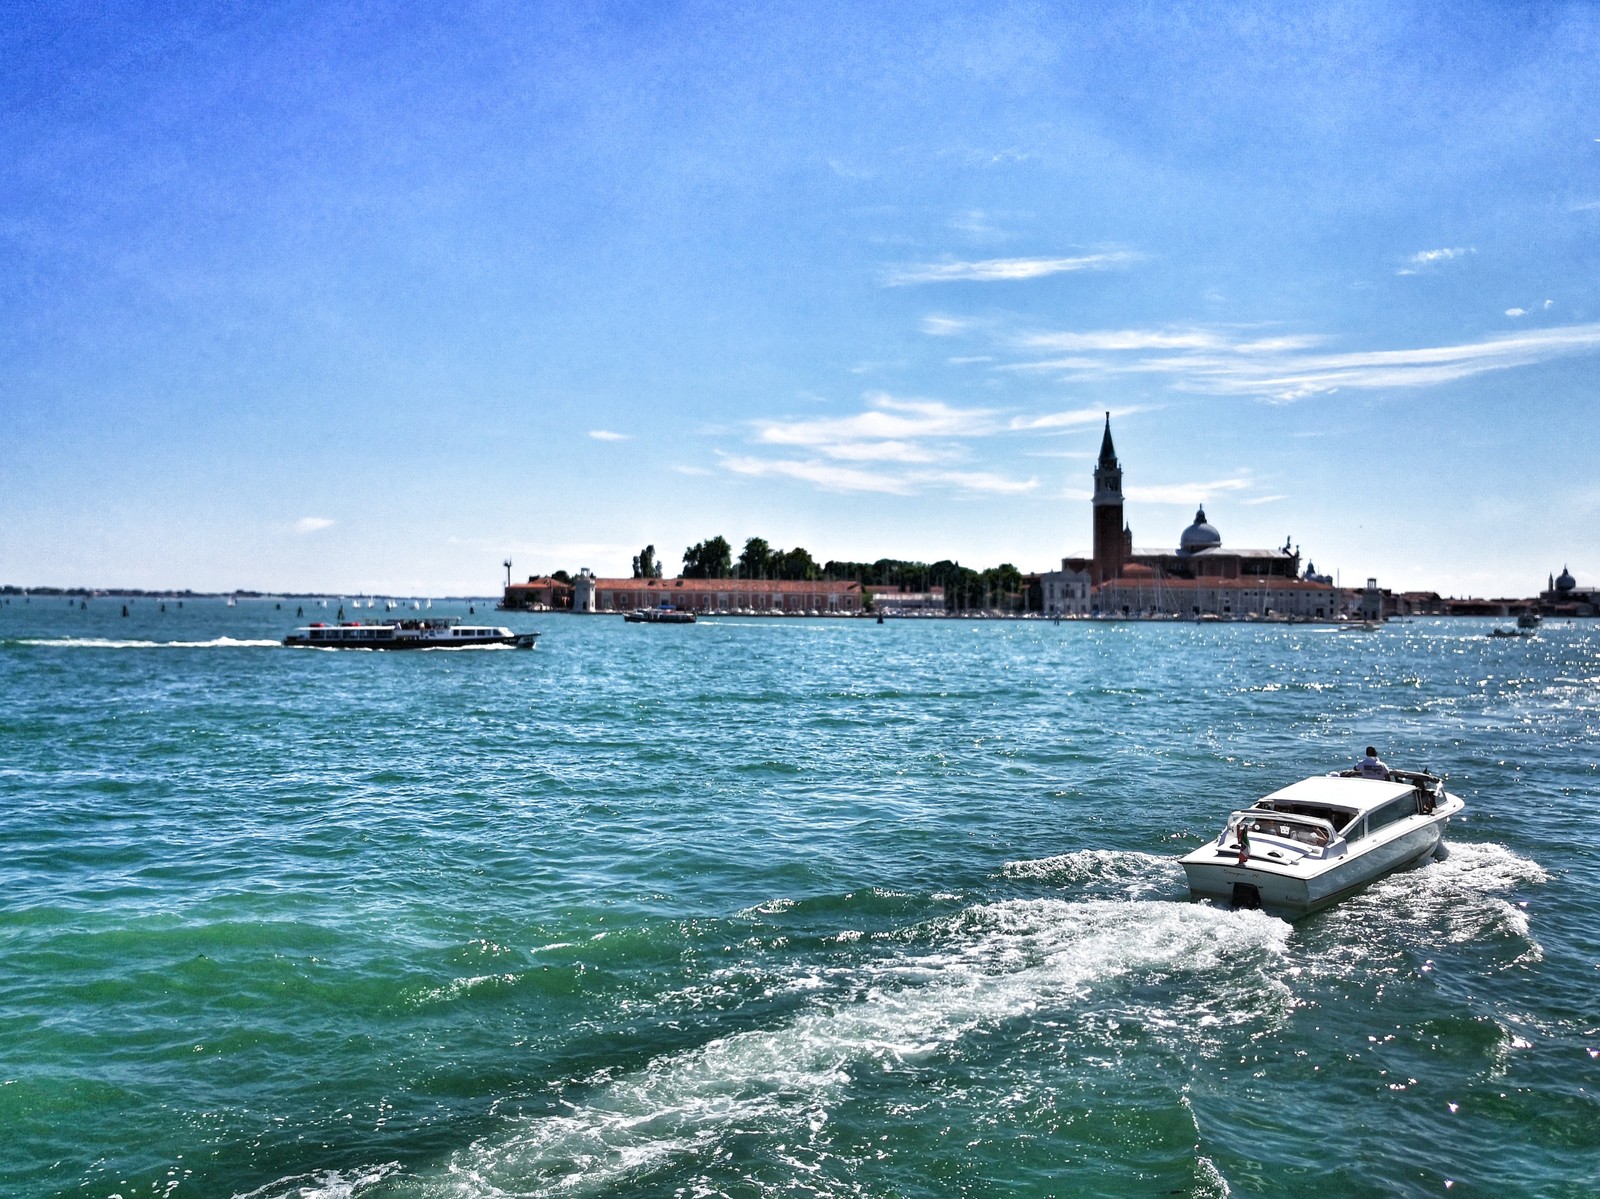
(0, 586), (499, 602)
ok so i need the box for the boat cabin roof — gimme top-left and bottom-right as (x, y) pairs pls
(1256, 775), (1420, 817)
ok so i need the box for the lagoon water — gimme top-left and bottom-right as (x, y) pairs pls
(2, 600), (1596, 1198)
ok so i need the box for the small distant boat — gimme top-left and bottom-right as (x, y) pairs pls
(1488, 627), (1529, 639)
(1517, 613), (1541, 629)
(226, 596), (237, 607)
(1180, 768), (1464, 918)
(624, 605), (696, 624)
(283, 618), (539, 649)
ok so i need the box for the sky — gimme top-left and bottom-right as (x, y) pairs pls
(3, 0), (1598, 596)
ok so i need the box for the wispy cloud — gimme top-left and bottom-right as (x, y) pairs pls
(720, 454), (1037, 497)
(1396, 246), (1474, 275)
(716, 392), (1118, 496)
(1125, 478), (1252, 505)
(883, 251), (1137, 286)
(1505, 307), (1527, 318)
(1004, 322), (1600, 403)
(752, 394), (995, 462)
(719, 454), (914, 495)
(294, 517), (333, 534)
(921, 315), (978, 337)
(1008, 406), (1130, 431)
(588, 430), (630, 441)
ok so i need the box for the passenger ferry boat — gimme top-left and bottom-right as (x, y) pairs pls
(283, 618), (538, 650)
(1180, 768), (1464, 917)
(623, 605), (696, 624)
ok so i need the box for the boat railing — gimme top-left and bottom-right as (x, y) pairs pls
(1219, 810), (1343, 856)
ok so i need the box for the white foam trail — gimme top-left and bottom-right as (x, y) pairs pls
(234, 1162), (400, 1199)
(409, 898), (1291, 1197)
(1002, 847), (1186, 898)
(1348, 841), (1547, 947)
(17, 636), (281, 649)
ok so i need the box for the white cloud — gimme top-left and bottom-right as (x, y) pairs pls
(1125, 478), (1252, 505)
(920, 315), (977, 337)
(1505, 308), (1527, 318)
(1241, 494), (1288, 506)
(718, 391), (1088, 497)
(294, 517), (334, 534)
(1008, 406), (1126, 431)
(1019, 328), (1226, 352)
(1003, 322), (1600, 403)
(1397, 247), (1474, 275)
(588, 430), (630, 441)
(719, 454), (914, 495)
(752, 394), (997, 460)
(883, 251), (1137, 286)
(719, 453), (1035, 497)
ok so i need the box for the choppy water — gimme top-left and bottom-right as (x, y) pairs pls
(2, 599), (1596, 1198)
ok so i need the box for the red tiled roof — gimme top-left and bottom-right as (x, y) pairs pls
(1098, 576), (1335, 591)
(592, 578), (860, 593)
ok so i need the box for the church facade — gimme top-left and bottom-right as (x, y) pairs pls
(1039, 416), (1340, 618)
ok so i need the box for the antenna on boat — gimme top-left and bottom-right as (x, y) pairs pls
(504, 558), (512, 589)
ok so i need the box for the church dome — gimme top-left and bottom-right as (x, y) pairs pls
(1557, 566), (1576, 592)
(1179, 506), (1222, 554)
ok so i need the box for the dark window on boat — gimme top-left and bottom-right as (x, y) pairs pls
(1366, 797), (1414, 835)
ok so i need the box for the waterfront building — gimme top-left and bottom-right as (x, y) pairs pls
(1063, 415), (1338, 618)
(1038, 565), (1092, 616)
(1540, 566), (1597, 616)
(501, 576), (574, 610)
(568, 572), (862, 615)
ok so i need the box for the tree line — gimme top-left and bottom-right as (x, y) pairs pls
(666, 536), (1026, 611)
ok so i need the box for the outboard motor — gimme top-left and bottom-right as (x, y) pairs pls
(1231, 882), (1262, 910)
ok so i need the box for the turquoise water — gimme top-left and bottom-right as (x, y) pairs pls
(2, 600), (1595, 1198)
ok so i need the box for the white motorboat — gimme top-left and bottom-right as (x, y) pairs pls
(1180, 768), (1464, 917)
(283, 618), (539, 650)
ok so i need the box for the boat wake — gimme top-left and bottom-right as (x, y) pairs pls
(277, 898), (1287, 1198)
(14, 636), (282, 649)
(1001, 846), (1186, 899)
(1331, 840), (1548, 948)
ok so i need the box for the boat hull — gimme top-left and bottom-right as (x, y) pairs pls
(283, 632), (539, 650)
(1182, 799), (1460, 918)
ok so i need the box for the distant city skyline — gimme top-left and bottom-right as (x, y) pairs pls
(3, 3), (1598, 596)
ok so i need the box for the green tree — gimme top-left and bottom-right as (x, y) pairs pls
(738, 537), (772, 579)
(632, 545), (663, 579)
(777, 546), (819, 581)
(681, 536), (733, 579)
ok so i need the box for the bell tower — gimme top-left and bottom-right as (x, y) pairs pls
(1092, 413), (1125, 584)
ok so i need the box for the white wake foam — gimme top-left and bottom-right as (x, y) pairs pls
(1343, 840), (1548, 948)
(402, 898), (1290, 1197)
(18, 636), (281, 649)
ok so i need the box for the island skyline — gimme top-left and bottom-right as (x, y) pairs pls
(4, 5), (1598, 598)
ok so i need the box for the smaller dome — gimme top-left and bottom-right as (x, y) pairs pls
(1556, 566), (1576, 592)
(1179, 506), (1222, 553)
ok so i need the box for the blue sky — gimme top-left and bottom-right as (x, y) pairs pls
(3, 1), (1597, 595)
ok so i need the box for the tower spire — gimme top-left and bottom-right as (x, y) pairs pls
(1091, 413), (1125, 585)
